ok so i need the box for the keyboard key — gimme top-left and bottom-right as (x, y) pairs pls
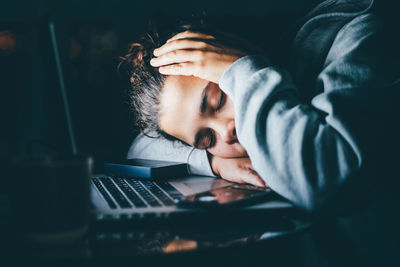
(92, 178), (117, 209)
(126, 180), (161, 207)
(156, 181), (184, 200)
(114, 178), (147, 208)
(99, 177), (132, 208)
(141, 181), (175, 206)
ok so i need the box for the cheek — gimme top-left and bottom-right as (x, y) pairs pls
(207, 142), (246, 158)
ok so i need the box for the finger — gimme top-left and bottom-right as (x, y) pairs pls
(219, 175), (243, 184)
(244, 166), (267, 187)
(241, 171), (266, 188)
(150, 50), (202, 67)
(167, 30), (216, 43)
(158, 62), (197, 76)
(154, 39), (212, 56)
(240, 160), (267, 187)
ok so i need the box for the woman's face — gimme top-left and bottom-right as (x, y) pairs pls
(159, 75), (247, 158)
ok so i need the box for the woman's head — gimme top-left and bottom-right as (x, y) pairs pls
(120, 23), (247, 158)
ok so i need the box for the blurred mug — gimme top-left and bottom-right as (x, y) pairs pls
(9, 156), (92, 242)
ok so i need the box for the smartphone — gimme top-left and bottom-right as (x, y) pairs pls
(176, 184), (274, 209)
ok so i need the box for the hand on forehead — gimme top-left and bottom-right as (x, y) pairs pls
(150, 30), (246, 84)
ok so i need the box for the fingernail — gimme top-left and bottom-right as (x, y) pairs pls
(150, 59), (156, 65)
(153, 49), (159, 56)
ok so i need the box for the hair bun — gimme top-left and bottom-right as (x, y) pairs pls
(118, 32), (160, 84)
(127, 42), (149, 67)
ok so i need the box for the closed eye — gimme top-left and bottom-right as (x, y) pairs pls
(194, 129), (216, 149)
(203, 129), (216, 149)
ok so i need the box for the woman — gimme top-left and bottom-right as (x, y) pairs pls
(121, 0), (399, 212)
(121, 22), (267, 187)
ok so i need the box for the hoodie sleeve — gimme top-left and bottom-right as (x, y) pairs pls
(219, 14), (398, 211)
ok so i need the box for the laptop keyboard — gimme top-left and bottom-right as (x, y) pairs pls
(92, 178), (117, 209)
(92, 176), (182, 209)
(99, 177), (132, 208)
(113, 178), (147, 208)
(126, 180), (162, 207)
(141, 181), (175, 206)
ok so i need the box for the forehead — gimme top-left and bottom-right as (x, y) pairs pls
(161, 75), (206, 101)
(159, 75), (208, 144)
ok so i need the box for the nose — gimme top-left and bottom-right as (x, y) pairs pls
(210, 118), (237, 144)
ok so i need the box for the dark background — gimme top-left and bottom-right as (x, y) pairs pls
(0, 0), (323, 166)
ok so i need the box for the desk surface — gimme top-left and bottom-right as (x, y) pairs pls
(1, 209), (312, 266)
(2, 194), (400, 267)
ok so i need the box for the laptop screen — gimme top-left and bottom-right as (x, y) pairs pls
(0, 19), (75, 162)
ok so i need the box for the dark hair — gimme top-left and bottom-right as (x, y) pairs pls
(119, 31), (166, 138)
(119, 18), (211, 140)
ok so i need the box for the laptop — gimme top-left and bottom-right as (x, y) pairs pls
(46, 19), (292, 221)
